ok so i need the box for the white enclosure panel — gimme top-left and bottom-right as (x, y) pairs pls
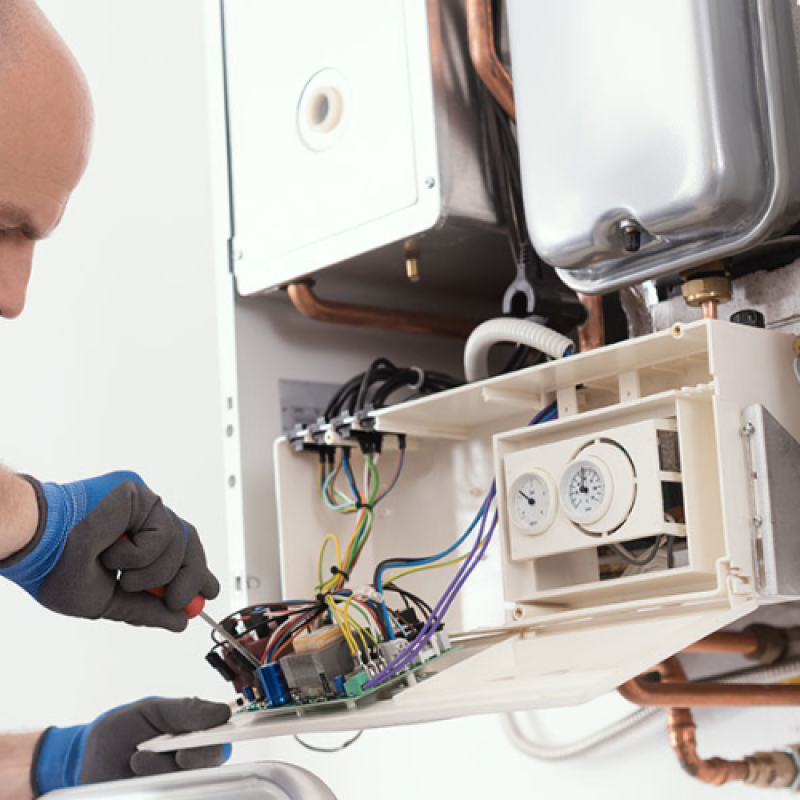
(234, 294), (465, 600)
(224, 0), (441, 293)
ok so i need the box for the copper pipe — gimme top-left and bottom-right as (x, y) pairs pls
(618, 674), (800, 707)
(577, 293), (605, 352)
(623, 657), (800, 787)
(619, 644), (800, 707)
(701, 300), (718, 320)
(635, 660), (751, 786)
(286, 282), (477, 339)
(466, 0), (516, 119)
(683, 630), (761, 657)
(669, 706), (749, 785)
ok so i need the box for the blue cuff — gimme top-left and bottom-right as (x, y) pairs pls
(0, 482), (86, 596)
(0, 472), (144, 596)
(35, 724), (92, 794)
(82, 471), (145, 514)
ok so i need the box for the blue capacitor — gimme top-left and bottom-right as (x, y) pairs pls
(242, 685), (256, 704)
(257, 662), (291, 707)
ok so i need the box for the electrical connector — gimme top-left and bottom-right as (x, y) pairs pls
(343, 671), (370, 698)
(378, 638), (409, 666)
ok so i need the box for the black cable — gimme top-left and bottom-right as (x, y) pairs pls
(325, 360), (462, 421)
(383, 583), (433, 618)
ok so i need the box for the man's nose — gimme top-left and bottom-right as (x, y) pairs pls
(0, 242), (34, 319)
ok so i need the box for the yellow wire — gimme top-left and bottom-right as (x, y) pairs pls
(342, 595), (377, 645)
(383, 538), (490, 585)
(317, 534), (342, 590)
(326, 597), (359, 653)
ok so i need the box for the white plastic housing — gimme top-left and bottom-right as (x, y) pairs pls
(144, 320), (800, 752)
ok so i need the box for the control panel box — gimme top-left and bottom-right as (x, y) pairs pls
(145, 321), (800, 752)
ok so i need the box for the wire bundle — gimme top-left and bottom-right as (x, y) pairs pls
(324, 358), (461, 421)
(317, 444), (405, 597)
(363, 402), (558, 690)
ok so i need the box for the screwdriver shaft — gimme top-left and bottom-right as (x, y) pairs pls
(199, 610), (261, 669)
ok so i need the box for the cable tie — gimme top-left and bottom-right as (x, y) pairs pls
(355, 501), (374, 511)
(330, 566), (350, 581)
(409, 366), (426, 390)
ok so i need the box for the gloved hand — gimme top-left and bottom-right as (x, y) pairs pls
(31, 697), (232, 795)
(0, 471), (219, 631)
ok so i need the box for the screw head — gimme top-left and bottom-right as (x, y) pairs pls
(741, 422), (755, 436)
(513, 607), (524, 620)
(424, 177), (436, 189)
(753, 515), (763, 528)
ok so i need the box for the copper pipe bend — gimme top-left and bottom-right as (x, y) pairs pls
(286, 282), (477, 340)
(577, 294), (605, 352)
(466, 0), (516, 119)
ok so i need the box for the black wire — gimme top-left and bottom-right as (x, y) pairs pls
(325, 359), (462, 421)
(666, 535), (676, 569)
(383, 583), (433, 617)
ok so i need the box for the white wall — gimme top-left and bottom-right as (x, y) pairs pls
(0, 0), (240, 726)
(0, 2), (783, 799)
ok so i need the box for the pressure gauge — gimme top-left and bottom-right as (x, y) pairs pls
(508, 470), (557, 535)
(559, 456), (613, 525)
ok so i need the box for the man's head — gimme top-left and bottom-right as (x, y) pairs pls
(0, 0), (92, 318)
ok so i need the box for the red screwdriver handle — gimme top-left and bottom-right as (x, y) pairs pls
(117, 535), (205, 619)
(145, 586), (205, 619)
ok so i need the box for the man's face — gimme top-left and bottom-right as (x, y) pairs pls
(0, 7), (92, 318)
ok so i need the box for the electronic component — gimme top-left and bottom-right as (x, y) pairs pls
(257, 662), (291, 708)
(279, 637), (354, 701)
(377, 638), (409, 666)
(292, 624), (346, 655)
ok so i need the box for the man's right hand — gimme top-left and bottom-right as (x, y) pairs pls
(0, 472), (220, 631)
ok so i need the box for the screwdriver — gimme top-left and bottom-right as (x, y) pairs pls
(145, 586), (262, 669)
(117, 535), (262, 669)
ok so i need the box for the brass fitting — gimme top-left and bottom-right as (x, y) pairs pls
(744, 750), (799, 790)
(793, 336), (800, 359)
(405, 240), (420, 282)
(681, 261), (732, 320)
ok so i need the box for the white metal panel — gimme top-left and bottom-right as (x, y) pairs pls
(224, 0), (441, 293)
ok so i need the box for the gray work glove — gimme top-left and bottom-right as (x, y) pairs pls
(0, 471), (220, 631)
(31, 697), (232, 795)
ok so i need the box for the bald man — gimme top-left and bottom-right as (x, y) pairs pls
(0, 3), (232, 796)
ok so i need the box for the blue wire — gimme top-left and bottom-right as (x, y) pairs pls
(375, 402), (558, 639)
(321, 467), (355, 511)
(342, 454), (361, 500)
(377, 504), (486, 638)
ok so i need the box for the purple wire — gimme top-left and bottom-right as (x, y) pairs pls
(364, 401), (557, 689)
(364, 485), (496, 688)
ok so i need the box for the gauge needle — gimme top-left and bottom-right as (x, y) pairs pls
(518, 490), (536, 505)
(580, 467), (588, 494)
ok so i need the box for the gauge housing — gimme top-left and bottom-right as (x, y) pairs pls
(508, 469), (558, 535)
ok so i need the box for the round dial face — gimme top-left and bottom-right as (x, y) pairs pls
(560, 457), (613, 525)
(508, 470), (557, 534)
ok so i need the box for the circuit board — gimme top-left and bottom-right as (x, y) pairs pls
(235, 646), (460, 719)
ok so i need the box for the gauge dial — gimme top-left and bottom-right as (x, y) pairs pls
(508, 470), (557, 535)
(559, 456), (613, 525)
